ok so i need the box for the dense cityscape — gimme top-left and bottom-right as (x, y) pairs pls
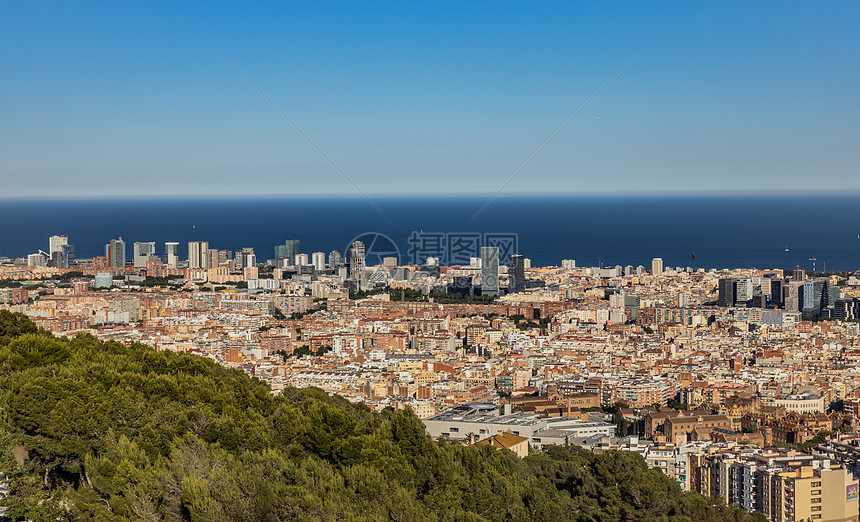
(5, 1), (860, 519)
(3, 234), (860, 521)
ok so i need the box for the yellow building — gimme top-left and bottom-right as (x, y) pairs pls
(773, 465), (858, 522)
(412, 369), (438, 385)
(694, 450), (858, 522)
(477, 430), (529, 458)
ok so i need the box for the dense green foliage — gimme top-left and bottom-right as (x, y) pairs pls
(781, 430), (834, 453)
(52, 272), (85, 282)
(0, 312), (761, 521)
(350, 288), (498, 304)
(136, 276), (184, 288)
(667, 399), (687, 411)
(0, 310), (49, 346)
(289, 302), (327, 320)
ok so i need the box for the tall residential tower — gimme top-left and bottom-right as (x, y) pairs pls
(105, 238), (126, 268)
(133, 242), (157, 268)
(508, 254), (525, 293)
(165, 242), (180, 267)
(481, 246), (499, 297)
(188, 241), (209, 269)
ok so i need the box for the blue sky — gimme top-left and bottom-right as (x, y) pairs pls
(2, 1), (859, 198)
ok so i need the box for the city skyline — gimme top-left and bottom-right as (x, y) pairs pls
(2, 194), (859, 272)
(2, 2), (860, 199)
(6, 241), (860, 520)
(4, 3), (860, 519)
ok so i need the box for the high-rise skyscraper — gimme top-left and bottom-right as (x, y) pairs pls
(481, 246), (499, 297)
(133, 242), (156, 268)
(768, 277), (784, 307)
(718, 278), (735, 307)
(48, 235), (72, 268)
(651, 258), (663, 276)
(210, 250), (224, 270)
(827, 285), (841, 310)
(349, 241), (365, 279)
(329, 250), (344, 269)
(188, 241), (209, 269)
(785, 281), (804, 312)
(105, 238), (126, 268)
(28, 253), (47, 267)
(801, 279), (827, 316)
(509, 254), (525, 293)
(734, 278), (753, 303)
(287, 240), (300, 263)
(49, 235), (67, 256)
(165, 242), (180, 267)
(237, 247), (256, 269)
(59, 244), (75, 268)
(312, 252), (326, 271)
(273, 245), (285, 262)
(295, 253), (309, 266)
(275, 240), (301, 266)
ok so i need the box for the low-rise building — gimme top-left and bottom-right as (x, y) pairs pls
(478, 430), (529, 458)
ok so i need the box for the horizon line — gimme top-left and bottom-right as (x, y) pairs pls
(2, 188), (860, 201)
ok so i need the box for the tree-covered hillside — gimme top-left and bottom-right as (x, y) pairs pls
(0, 311), (763, 521)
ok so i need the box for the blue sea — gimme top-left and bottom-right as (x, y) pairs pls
(1, 196), (859, 272)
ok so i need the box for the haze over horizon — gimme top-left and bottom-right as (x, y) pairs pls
(2, 1), (859, 199)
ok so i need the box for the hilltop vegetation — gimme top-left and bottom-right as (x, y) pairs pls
(0, 310), (762, 521)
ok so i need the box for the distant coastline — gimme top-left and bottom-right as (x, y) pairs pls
(4, 190), (860, 201)
(1, 195), (859, 271)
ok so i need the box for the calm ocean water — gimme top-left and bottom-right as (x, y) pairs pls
(1, 196), (859, 272)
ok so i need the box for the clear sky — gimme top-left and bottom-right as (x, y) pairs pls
(2, 1), (859, 198)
